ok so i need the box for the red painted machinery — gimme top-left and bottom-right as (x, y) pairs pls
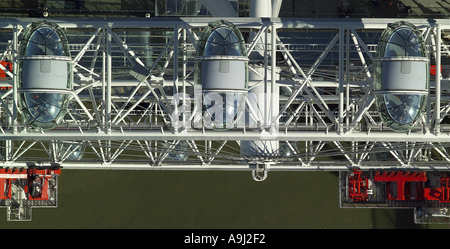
(0, 168), (61, 201)
(0, 60), (12, 78)
(348, 170), (450, 203)
(348, 170), (370, 201)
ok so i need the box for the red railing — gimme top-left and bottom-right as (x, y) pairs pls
(349, 170), (450, 203)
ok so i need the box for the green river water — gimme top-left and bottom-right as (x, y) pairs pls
(0, 169), (447, 229)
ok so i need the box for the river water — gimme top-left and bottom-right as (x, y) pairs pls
(1, 169), (447, 229)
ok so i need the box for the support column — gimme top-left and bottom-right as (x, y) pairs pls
(346, 27), (350, 128)
(106, 24), (112, 134)
(12, 24), (18, 134)
(106, 25), (112, 161)
(182, 28), (187, 131)
(271, 23), (277, 133)
(338, 24), (344, 134)
(435, 24), (441, 135)
(102, 29), (106, 129)
(173, 24), (179, 133)
(264, 25), (269, 130)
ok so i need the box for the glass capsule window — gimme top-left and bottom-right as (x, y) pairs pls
(20, 92), (69, 129)
(374, 21), (429, 132)
(204, 27), (242, 56)
(26, 27), (64, 56)
(383, 94), (421, 124)
(24, 93), (62, 123)
(18, 20), (72, 130)
(166, 141), (188, 161)
(196, 20), (247, 58)
(376, 21), (427, 59)
(19, 20), (70, 58)
(193, 20), (249, 130)
(384, 28), (421, 57)
(61, 143), (85, 161)
(375, 93), (427, 131)
(203, 92), (245, 127)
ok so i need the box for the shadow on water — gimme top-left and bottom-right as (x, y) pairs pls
(393, 209), (421, 228)
(329, 171), (339, 178)
(371, 208), (441, 229)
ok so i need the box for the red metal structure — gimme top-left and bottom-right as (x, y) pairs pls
(0, 168), (27, 199)
(348, 170), (450, 203)
(374, 171), (427, 201)
(27, 168), (60, 200)
(424, 174), (450, 202)
(348, 170), (370, 201)
(0, 168), (60, 201)
(0, 60), (12, 78)
(430, 65), (442, 76)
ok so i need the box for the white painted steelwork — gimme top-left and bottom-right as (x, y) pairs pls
(0, 17), (450, 179)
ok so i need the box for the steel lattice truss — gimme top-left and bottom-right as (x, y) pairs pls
(1, 17), (450, 179)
